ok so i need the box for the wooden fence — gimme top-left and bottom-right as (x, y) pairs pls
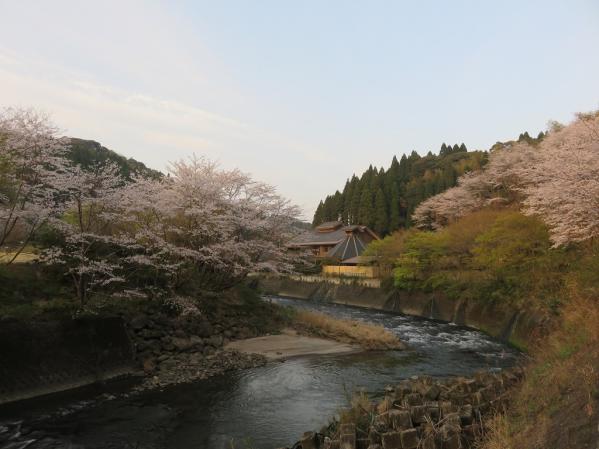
(321, 265), (389, 279)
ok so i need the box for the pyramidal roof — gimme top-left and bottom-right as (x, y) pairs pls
(327, 232), (368, 261)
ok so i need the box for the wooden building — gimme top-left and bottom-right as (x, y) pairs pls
(287, 221), (379, 264)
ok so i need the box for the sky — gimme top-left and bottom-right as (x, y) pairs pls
(1, 1), (598, 219)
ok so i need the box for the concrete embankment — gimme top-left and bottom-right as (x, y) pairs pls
(0, 317), (136, 405)
(294, 368), (525, 449)
(259, 276), (544, 349)
(0, 298), (275, 405)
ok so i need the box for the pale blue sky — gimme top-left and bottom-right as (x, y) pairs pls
(1, 0), (598, 218)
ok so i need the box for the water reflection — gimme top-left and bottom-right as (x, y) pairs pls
(0, 296), (519, 449)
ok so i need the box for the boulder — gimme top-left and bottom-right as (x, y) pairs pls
(207, 335), (224, 348)
(196, 320), (213, 338)
(142, 357), (156, 373)
(172, 337), (193, 352)
(130, 314), (150, 330)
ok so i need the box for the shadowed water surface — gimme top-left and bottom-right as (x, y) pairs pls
(0, 296), (519, 449)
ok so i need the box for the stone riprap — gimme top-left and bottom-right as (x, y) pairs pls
(126, 311), (268, 391)
(287, 368), (524, 449)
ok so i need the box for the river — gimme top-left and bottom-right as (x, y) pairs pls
(0, 296), (519, 449)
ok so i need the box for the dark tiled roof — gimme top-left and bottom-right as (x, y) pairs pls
(287, 227), (347, 246)
(315, 221), (343, 231)
(327, 233), (368, 260)
(287, 224), (378, 255)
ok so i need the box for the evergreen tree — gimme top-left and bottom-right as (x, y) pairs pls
(388, 182), (401, 231)
(341, 179), (353, 224)
(312, 142), (489, 234)
(350, 182), (362, 224)
(358, 185), (374, 227)
(373, 188), (388, 235)
(313, 200), (324, 226)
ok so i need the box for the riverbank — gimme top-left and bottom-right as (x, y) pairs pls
(0, 286), (289, 405)
(1, 296), (520, 449)
(261, 278), (599, 449)
(291, 367), (525, 449)
(226, 328), (359, 359)
(259, 275), (544, 350)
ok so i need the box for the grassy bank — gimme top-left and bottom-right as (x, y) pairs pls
(291, 309), (404, 350)
(365, 207), (599, 447)
(481, 295), (599, 449)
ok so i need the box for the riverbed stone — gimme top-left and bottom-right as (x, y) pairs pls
(207, 335), (224, 348)
(142, 358), (156, 373)
(400, 428), (419, 449)
(130, 314), (150, 330)
(171, 337), (193, 352)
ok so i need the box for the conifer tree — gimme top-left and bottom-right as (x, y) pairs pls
(373, 188), (388, 235)
(358, 185), (374, 227)
(388, 182), (401, 231)
(312, 200), (324, 226)
(350, 182), (362, 224)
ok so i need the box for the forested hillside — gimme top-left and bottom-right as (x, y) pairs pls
(364, 111), (599, 449)
(312, 143), (487, 235)
(68, 138), (162, 180)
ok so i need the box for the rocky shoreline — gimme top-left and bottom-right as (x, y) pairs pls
(289, 367), (524, 449)
(125, 304), (273, 392)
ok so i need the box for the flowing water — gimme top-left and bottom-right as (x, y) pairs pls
(0, 296), (519, 449)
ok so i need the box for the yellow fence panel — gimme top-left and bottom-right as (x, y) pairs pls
(321, 265), (388, 279)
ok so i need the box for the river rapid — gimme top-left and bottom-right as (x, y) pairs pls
(0, 296), (519, 449)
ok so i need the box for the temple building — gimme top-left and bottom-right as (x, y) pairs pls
(287, 221), (379, 265)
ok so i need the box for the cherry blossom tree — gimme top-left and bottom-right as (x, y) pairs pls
(0, 108), (70, 263)
(116, 156), (301, 294)
(519, 111), (599, 247)
(42, 162), (129, 305)
(412, 178), (485, 230)
(413, 110), (599, 248)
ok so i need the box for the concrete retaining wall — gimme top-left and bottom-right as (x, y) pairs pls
(260, 276), (544, 348)
(0, 317), (136, 404)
